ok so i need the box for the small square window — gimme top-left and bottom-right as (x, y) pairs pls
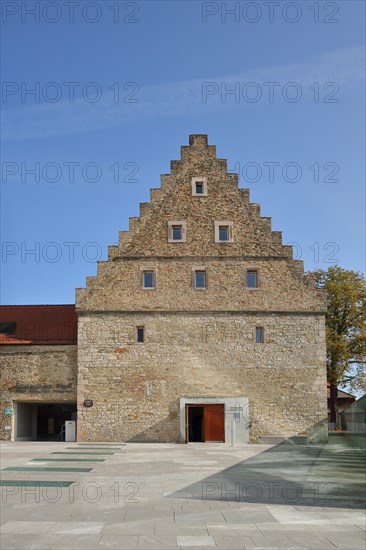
(172, 225), (182, 240)
(214, 221), (233, 243)
(195, 270), (206, 289)
(142, 270), (155, 288)
(246, 270), (259, 288)
(191, 176), (207, 196)
(255, 327), (264, 343)
(137, 327), (144, 343)
(219, 226), (229, 241)
(168, 220), (186, 243)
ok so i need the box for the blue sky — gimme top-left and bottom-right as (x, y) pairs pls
(1, 0), (365, 304)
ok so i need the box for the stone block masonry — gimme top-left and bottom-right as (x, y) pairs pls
(0, 345), (77, 440)
(0, 136), (327, 443)
(75, 135), (327, 443)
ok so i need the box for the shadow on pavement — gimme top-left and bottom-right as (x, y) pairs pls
(167, 437), (366, 509)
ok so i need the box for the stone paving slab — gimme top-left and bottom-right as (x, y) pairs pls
(324, 533), (366, 549)
(99, 534), (139, 548)
(68, 523), (104, 535)
(0, 533), (66, 550)
(177, 535), (216, 547)
(101, 520), (157, 535)
(175, 510), (226, 525)
(0, 480), (74, 487)
(155, 521), (209, 537)
(0, 440), (365, 549)
(206, 523), (260, 533)
(222, 509), (277, 524)
(136, 534), (178, 548)
(51, 534), (108, 549)
(285, 533), (341, 549)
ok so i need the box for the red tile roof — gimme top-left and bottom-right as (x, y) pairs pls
(0, 305), (77, 345)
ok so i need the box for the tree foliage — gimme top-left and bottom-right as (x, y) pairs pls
(310, 266), (366, 425)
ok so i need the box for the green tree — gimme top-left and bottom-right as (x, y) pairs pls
(311, 266), (366, 428)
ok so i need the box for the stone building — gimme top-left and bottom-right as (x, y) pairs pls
(0, 305), (77, 441)
(1, 135), (328, 443)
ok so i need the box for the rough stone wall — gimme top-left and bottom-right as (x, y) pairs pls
(76, 258), (323, 313)
(76, 135), (325, 313)
(77, 313), (327, 442)
(76, 134), (327, 442)
(0, 345), (77, 440)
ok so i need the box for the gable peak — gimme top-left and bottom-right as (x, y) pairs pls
(189, 134), (208, 147)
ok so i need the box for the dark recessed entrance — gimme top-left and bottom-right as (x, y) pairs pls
(37, 403), (76, 441)
(15, 401), (76, 441)
(187, 406), (204, 442)
(186, 404), (225, 443)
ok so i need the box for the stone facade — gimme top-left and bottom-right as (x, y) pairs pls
(0, 345), (77, 440)
(76, 134), (328, 443)
(0, 305), (77, 441)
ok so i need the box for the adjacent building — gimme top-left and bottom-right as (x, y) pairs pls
(0, 305), (77, 441)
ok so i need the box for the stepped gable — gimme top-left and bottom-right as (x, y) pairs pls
(76, 135), (325, 312)
(107, 134), (292, 259)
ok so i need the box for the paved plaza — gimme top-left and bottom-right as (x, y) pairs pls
(0, 438), (365, 549)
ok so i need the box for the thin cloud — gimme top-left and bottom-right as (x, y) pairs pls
(2, 46), (364, 141)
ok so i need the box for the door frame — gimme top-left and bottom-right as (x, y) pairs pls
(179, 397), (249, 444)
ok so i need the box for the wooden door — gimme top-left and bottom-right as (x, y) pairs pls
(204, 404), (225, 442)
